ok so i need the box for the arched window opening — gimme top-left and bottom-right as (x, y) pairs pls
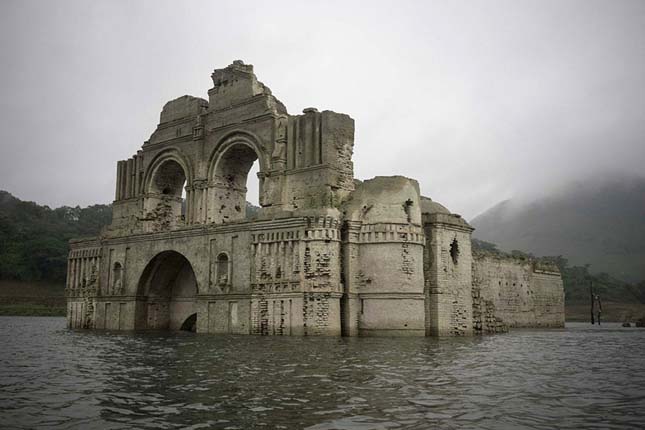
(181, 185), (187, 218)
(147, 160), (188, 228)
(212, 143), (260, 223)
(246, 159), (260, 218)
(152, 160), (185, 197)
(450, 238), (459, 265)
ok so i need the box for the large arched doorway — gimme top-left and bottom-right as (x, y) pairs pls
(136, 251), (198, 331)
(145, 158), (188, 228)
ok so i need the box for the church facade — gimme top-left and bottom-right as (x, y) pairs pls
(66, 61), (564, 336)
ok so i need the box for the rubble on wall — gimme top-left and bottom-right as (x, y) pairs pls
(472, 285), (508, 335)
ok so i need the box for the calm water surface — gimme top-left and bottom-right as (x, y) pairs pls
(1, 317), (644, 429)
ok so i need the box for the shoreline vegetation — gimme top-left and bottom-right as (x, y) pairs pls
(0, 280), (65, 317)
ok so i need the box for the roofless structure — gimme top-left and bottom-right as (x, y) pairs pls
(66, 61), (564, 335)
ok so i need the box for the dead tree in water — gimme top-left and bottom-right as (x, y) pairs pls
(590, 280), (595, 325)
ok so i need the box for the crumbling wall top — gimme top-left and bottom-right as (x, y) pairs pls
(159, 95), (208, 124)
(420, 196), (451, 215)
(421, 196), (473, 231)
(472, 247), (561, 275)
(342, 176), (422, 225)
(208, 60), (284, 112)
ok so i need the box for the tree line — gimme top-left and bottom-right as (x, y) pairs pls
(0, 191), (111, 283)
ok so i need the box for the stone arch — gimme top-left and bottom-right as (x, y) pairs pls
(135, 250), (199, 330)
(208, 130), (269, 177)
(207, 131), (270, 222)
(143, 148), (194, 193)
(142, 149), (194, 227)
(180, 313), (197, 332)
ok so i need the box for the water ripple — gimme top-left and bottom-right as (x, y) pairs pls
(1, 317), (644, 429)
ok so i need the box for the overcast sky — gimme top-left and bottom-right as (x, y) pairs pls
(1, 0), (643, 219)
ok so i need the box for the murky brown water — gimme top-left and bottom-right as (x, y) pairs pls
(1, 317), (644, 429)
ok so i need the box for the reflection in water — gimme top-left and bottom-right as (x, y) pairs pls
(1, 317), (644, 429)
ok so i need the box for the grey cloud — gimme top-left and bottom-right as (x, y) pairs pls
(1, 0), (644, 219)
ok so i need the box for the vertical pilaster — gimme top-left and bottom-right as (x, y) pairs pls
(132, 155), (139, 197)
(185, 189), (192, 224)
(115, 162), (123, 200)
(73, 258), (79, 289)
(125, 158), (133, 199)
(119, 161), (127, 200)
(313, 113), (321, 165)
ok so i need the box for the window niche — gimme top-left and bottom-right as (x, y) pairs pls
(216, 253), (231, 290)
(112, 262), (123, 295)
(145, 159), (188, 229)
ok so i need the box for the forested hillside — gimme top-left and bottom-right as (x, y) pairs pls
(0, 191), (111, 284)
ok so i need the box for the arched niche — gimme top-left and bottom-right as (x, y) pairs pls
(112, 262), (123, 295)
(215, 252), (232, 291)
(142, 150), (193, 229)
(135, 251), (198, 330)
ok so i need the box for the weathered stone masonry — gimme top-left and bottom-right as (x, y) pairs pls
(66, 61), (564, 336)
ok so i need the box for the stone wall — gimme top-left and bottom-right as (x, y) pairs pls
(472, 251), (565, 328)
(66, 238), (102, 329)
(422, 198), (475, 337)
(341, 177), (426, 336)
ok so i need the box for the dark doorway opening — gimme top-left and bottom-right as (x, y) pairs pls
(180, 313), (197, 332)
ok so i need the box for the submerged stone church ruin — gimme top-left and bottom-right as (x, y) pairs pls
(66, 61), (564, 336)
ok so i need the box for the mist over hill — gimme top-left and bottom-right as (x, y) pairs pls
(471, 176), (645, 283)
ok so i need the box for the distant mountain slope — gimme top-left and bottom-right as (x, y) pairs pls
(471, 176), (645, 283)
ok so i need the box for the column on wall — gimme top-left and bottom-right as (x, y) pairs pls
(185, 187), (193, 224)
(200, 187), (206, 224)
(133, 155), (140, 197)
(69, 257), (76, 290)
(124, 159), (132, 199)
(119, 160), (127, 201)
(75, 256), (80, 290)
(115, 162), (123, 200)
(82, 254), (87, 287)
(340, 221), (361, 336)
(66, 255), (72, 290)
(290, 111), (325, 169)
(130, 157), (136, 198)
